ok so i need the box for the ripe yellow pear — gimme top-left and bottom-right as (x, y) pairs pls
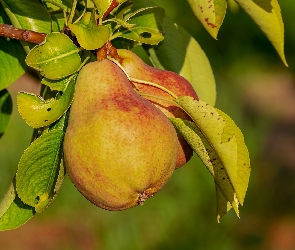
(63, 59), (178, 210)
(117, 49), (199, 168)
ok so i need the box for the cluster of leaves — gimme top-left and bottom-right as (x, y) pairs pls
(0, 0), (286, 230)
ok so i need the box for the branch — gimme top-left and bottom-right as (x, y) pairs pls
(0, 24), (46, 44)
(103, 0), (120, 19)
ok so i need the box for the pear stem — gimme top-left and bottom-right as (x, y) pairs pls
(137, 92), (179, 106)
(130, 78), (179, 99)
(107, 57), (131, 79)
(108, 57), (179, 99)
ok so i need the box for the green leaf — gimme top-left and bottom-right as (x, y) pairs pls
(41, 77), (68, 91)
(0, 181), (16, 219)
(117, 7), (165, 45)
(1, 0), (52, 33)
(0, 38), (27, 90)
(234, 0), (287, 66)
(17, 74), (76, 128)
(170, 97), (250, 221)
(187, 0), (227, 39)
(93, 0), (112, 16)
(0, 5), (27, 89)
(16, 129), (65, 212)
(0, 89), (12, 138)
(42, 0), (68, 11)
(69, 12), (110, 50)
(0, 198), (35, 231)
(26, 33), (81, 79)
(149, 16), (216, 106)
(51, 13), (66, 32)
(0, 181), (35, 231)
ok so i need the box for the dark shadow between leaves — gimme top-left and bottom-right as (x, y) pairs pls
(144, 15), (189, 75)
(0, 90), (13, 115)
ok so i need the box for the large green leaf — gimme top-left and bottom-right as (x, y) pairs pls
(149, 16), (216, 106)
(26, 33), (81, 79)
(69, 12), (110, 50)
(0, 0), (52, 33)
(0, 180), (35, 231)
(17, 74), (76, 128)
(0, 38), (27, 90)
(0, 89), (12, 138)
(0, 4), (27, 89)
(170, 97), (250, 221)
(16, 129), (65, 212)
(186, 0), (227, 39)
(235, 0), (287, 66)
(0, 101), (68, 231)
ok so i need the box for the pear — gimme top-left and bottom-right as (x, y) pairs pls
(117, 49), (199, 168)
(63, 59), (178, 210)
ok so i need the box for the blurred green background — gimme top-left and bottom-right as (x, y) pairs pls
(1, 0), (295, 249)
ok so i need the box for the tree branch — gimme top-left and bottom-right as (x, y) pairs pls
(103, 0), (120, 19)
(0, 24), (46, 44)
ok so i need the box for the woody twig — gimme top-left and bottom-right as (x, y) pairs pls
(0, 24), (46, 44)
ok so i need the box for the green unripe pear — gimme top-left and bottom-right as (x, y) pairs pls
(63, 59), (178, 210)
(117, 49), (199, 168)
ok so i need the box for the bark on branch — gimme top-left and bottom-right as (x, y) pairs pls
(0, 24), (46, 44)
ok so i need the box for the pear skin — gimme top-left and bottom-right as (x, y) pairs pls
(117, 49), (199, 168)
(64, 59), (178, 210)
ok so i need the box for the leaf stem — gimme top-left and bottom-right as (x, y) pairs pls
(67, 0), (78, 25)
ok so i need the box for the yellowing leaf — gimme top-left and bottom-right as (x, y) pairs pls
(216, 108), (250, 205)
(17, 75), (76, 129)
(187, 0), (227, 39)
(178, 26), (216, 106)
(171, 96), (250, 221)
(170, 117), (240, 219)
(235, 0), (287, 66)
(68, 12), (110, 50)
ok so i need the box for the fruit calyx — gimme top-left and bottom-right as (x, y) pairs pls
(137, 189), (155, 205)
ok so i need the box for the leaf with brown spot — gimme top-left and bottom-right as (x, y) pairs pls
(170, 96), (250, 221)
(187, 0), (227, 39)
